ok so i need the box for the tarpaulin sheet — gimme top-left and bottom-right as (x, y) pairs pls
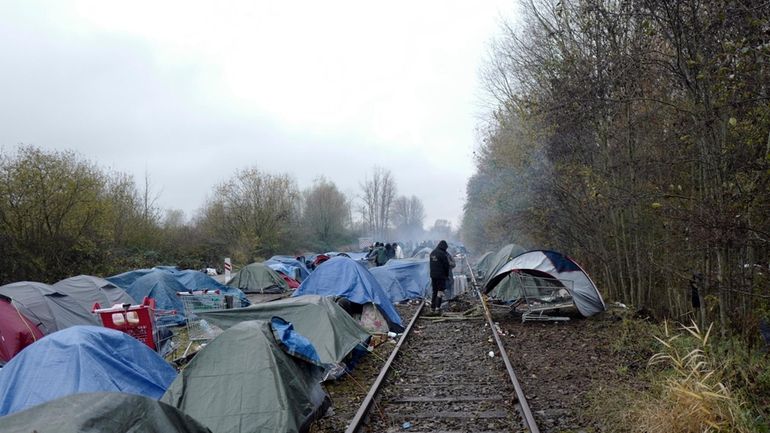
(0, 392), (212, 433)
(267, 256), (310, 281)
(199, 294), (370, 365)
(369, 267), (408, 302)
(294, 256), (403, 332)
(161, 320), (328, 433)
(271, 317), (322, 366)
(0, 326), (176, 416)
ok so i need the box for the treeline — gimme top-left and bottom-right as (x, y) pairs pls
(463, 0), (770, 337)
(0, 146), (432, 284)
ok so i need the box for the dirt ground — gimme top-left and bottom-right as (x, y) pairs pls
(311, 297), (652, 433)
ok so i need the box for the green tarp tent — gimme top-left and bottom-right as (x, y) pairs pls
(474, 251), (494, 280)
(161, 320), (328, 433)
(199, 294), (370, 366)
(226, 263), (289, 294)
(0, 392), (212, 433)
(483, 244), (526, 286)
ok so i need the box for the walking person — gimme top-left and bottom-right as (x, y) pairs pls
(429, 240), (451, 315)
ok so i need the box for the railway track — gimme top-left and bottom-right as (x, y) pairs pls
(345, 266), (539, 433)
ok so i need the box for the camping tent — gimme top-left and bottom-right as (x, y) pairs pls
(0, 326), (177, 416)
(483, 244), (527, 286)
(411, 247), (432, 259)
(200, 295), (370, 366)
(0, 296), (43, 365)
(111, 270), (187, 326)
(484, 250), (606, 317)
(53, 275), (136, 311)
(161, 319), (329, 433)
(226, 263), (289, 294)
(266, 255), (310, 281)
(380, 258), (430, 300)
(294, 256), (404, 333)
(0, 393), (212, 433)
(369, 267), (408, 302)
(473, 251), (494, 279)
(106, 268), (155, 290)
(173, 270), (250, 307)
(0, 282), (99, 335)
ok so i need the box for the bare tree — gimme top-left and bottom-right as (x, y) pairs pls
(302, 177), (351, 250)
(359, 166), (397, 239)
(391, 195), (425, 240)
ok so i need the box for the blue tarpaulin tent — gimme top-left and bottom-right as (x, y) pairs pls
(294, 256), (404, 332)
(369, 267), (408, 302)
(0, 326), (176, 416)
(109, 270), (187, 326)
(381, 259), (430, 300)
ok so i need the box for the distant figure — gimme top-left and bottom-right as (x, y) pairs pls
(429, 240), (451, 315)
(445, 250), (456, 298)
(375, 243), (388, 266)
(384, 243), (395, 263)
(394, 242), (404, 259)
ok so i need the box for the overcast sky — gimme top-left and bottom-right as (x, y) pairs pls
(0, 1), (516, 229)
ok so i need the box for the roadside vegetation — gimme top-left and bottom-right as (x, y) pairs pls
(465, 1), (770, 430)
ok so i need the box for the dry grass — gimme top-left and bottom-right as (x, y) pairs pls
(633, 321), (750, 433)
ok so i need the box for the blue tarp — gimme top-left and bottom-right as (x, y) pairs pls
(173, 270), (250, 307)
(106, 269), (154, 290)
(270, 317), (323, 367)
(267, 256), (310, 281)
(294, 256), (404, 332)
(0, 326), (176, 416)
(369, 267), (408, 302)
(110, 270), (187, 326)
(381, 259), (431, 300)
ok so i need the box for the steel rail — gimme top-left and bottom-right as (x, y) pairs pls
(344, 300), (425, 433)
(467, 260), (541, 433)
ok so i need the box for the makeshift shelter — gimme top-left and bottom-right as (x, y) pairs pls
(106, 268), (154, 290)
(369, 267), (408, 302)
(200, 294), (370, 366)
(266, 255), (310, 281)
(53, 275), (136, 311)
(380, 258), (430, 300)
(226, 262), (289, 294)
(474, 251), (495, 279)
(484, 250), (606, 317)
(483, 244), (527, 286)
(0, 296), (43, 365)
(411, 247), (432, 259)
(161, 319), (329, 433)
(294, 256), (404, 333)
(0, 326), (176, 416)
(173, 270), (250, 307)
(0, 282), (98, 335)
(0, 392), (212, 433)
(112, 270), (187, 326)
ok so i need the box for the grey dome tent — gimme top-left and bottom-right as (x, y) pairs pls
(484, 250), (606, 317)
(0, 282), (98, 335)
(53, 275), (136, 311)
(482, 244), (527, 286)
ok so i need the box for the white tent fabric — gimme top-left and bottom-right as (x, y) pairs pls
(484, 250), (605, 317)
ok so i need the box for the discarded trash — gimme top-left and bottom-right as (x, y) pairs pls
(488, 351), (495, 357)
(387, 331), (397, 338)
(402, 421), (412, 429)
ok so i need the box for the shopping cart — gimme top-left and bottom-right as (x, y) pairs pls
(93, 298), (161, 350)
(177, 290), (226, 356)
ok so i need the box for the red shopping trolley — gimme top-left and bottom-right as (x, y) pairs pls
(93, 297), (162, 350)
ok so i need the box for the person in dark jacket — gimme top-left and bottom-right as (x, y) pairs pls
(429, 240), (451, 314)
